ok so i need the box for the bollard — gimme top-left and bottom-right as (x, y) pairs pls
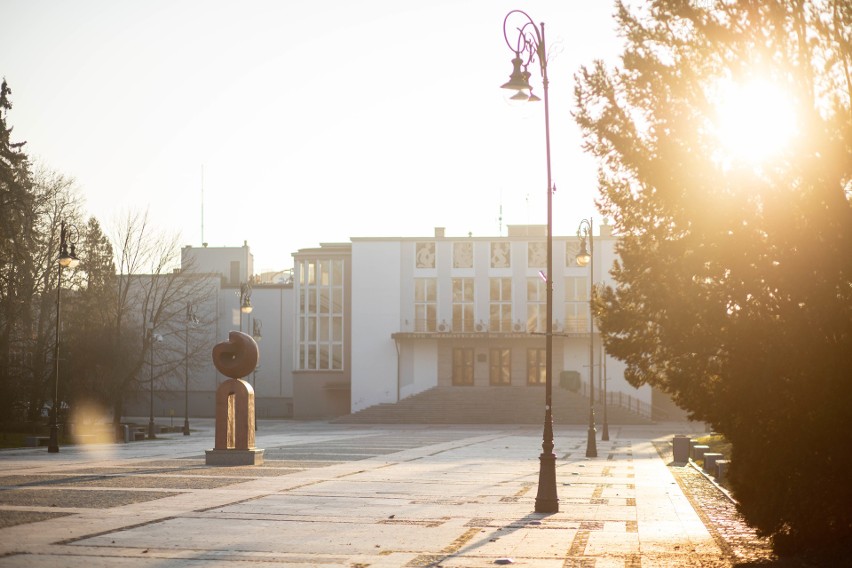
(703, 452), (724, 474)
(691, 444), (710, 461)
(715, 460), (731, 485)
(672, 435), (691, 463)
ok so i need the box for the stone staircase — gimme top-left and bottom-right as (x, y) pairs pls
(334, 386), (653, 425)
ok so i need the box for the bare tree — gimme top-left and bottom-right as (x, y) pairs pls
(108, 210), (215, 424)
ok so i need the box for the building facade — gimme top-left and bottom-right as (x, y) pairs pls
(126, 225), (657, 423)
(346, 224), (649, 415)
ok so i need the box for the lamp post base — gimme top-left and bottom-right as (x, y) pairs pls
(534, 451), (559, 513)
(148, 419), (157, 439)
(47, 423), (59, 453)
(586, 408), (598, 458)
(602, 420), (609, 441)
(183, 418), (191, 436)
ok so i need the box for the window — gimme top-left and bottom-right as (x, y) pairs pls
(489, 278), (512, 332)
(527, 348), (546, 385)
(415, 278), (437, 332)
(453, 348), (474, 386)
(229, 261), (241, 286)
(490, 348), (511, 385)
(297, 258), (344, 370)
(451, 278), (474, 332)
(526, 277), (546, 333)
(564, 276), (590, 333)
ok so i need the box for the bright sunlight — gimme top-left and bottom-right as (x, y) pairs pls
(713, 78), (798, 166)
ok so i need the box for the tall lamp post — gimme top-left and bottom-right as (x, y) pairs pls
(576, 218), (597, 457)
(252, 318), (262, 430)
(239, 281), (253, 332)
(501, 8), (558, 513)
(183, 302), (198, 436)
(147, 324), (163, 439)
(48, 221), (80, 453)
(601, 350), (609, 441)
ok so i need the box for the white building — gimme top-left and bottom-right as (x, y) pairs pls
(130, 225), (674, 423)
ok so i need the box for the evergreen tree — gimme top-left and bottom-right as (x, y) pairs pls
(575, 0), (852, 555)
(65, 217), (117, 415)
(0, 79), (35, 421)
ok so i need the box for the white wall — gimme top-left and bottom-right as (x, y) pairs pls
(351, 241), (402, 412)
(401, 341), (438, 399)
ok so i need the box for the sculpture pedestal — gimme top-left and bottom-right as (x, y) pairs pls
(205, 448), (264, 466)
(207, 332), (263, 467)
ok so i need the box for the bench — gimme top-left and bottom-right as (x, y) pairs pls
(24, 436), (50, 447)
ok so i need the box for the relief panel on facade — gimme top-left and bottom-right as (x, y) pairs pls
(527, 242), (546, 268)
(416, 242), (436, 268)
(453, 242), (473, 268)
(490, 241), (510, 268)
(565, 240), (582, 267)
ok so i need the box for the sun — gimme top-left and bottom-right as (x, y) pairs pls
(712, 78), (798, 166)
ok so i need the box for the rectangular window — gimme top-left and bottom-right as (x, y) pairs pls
(451, 278), (474, 332)
(564, 276), (590, 333)
(453, 348), (474, 386)
(297, 258), (344, 371)
(414, 278), (437, 332)
(489, 277), (512, 332)
(527, 348), (546, 385)
(490, 348), (511, 385)
(526, 277), (546, 333)
(229, 261), (240, 286)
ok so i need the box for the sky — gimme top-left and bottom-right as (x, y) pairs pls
(2, 0), (623, 273)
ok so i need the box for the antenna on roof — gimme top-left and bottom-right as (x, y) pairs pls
(498, 190), (503, 236)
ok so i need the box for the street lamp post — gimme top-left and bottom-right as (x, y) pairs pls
(602, 350), (609, 441)
(576, 218), (597, 457)
(252, 318), (262, 431)
(147, 324), (163, 439)
(183, 302), (198, 436)
(48, 220), (79, 453)
(501, 8), (558, 513)
(239, 281), (253, 332)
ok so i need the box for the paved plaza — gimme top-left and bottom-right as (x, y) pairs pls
(0, 420), (745, 567)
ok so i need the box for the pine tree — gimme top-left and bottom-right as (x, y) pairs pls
(575, 0), (852, 555)
(0, 79), (35, 420)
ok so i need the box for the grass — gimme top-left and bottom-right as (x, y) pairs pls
(694, 433), (732, 462)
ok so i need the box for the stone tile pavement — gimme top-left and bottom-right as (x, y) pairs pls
(0, 420), (760, 567)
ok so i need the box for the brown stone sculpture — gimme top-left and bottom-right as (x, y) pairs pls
(205, 331), (264, 466)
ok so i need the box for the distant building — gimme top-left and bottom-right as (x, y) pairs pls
(345, 224), (647, 415)
(124, 242), (293, 420)
(127, 225), (662, 423)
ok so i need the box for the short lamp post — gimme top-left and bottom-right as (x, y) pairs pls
(601, 351), (609, 441)
(239, 281), (253, 332)
(48, 220), (80, 454)
(252, 318), (262, 430)
(147, 326), (163, 439)
(183, 302), (198, 436)
(501, 8), (558, 513)
(576, 218), (597, 458)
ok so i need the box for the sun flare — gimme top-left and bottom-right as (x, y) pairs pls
(713, 78), (798, 166)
